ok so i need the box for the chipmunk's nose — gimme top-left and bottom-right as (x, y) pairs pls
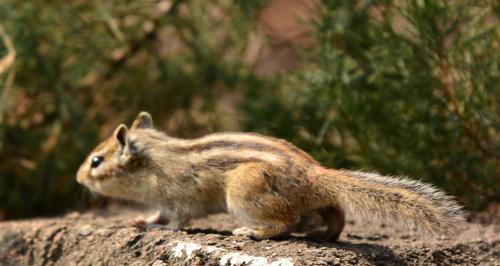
(76, 167), (87, 184)
(76, 173), (83, 184)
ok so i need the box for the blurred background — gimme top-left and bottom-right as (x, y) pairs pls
(0, 0), (498, 220)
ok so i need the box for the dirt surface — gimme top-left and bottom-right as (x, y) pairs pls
(0, 207), (499, 266)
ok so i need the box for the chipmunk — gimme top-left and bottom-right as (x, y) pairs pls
(76, 111), (464, 241)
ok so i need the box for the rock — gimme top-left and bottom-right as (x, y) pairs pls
(0, 209), (498, 265)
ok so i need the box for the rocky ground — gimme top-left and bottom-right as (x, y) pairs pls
(0, 207), (499, 266)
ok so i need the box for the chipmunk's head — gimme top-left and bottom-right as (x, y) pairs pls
(76, 112), (155, 198)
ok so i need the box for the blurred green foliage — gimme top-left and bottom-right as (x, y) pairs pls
(0, 0), (498, 219)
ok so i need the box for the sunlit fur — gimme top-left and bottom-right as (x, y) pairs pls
(76, 112), (464, 240)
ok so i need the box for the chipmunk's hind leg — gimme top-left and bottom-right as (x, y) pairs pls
(292, 205), (345, 241)
(292, 211), (324, 234)
(319, 205), (345, 241)
(226, 163), (300, 240)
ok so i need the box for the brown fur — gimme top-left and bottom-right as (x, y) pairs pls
(77, 112), (464, 240)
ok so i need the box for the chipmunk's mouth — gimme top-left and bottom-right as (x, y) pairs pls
(81, 178), (109, 194)
(94, 173), (114, 181)
(77, 172), (112, 192)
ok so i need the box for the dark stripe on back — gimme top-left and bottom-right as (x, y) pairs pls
(141, 130), (317, 164)
(167, 140), (287, 158)
(201, 156), (268, 171)
(211, 132), (317, 164)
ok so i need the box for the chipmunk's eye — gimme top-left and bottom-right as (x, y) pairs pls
(91, 156), (104, 168)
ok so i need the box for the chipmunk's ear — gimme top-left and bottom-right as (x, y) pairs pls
(113, 124), (128, 147)
(131, 111), (154, 129)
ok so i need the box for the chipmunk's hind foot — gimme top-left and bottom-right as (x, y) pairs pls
(292, 205), (345, 241)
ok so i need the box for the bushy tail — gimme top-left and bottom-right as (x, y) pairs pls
(316, 169), (465, 234)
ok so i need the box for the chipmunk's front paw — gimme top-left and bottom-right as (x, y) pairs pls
(128, 211), (168, 228)
(232, 227), (257, 238)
